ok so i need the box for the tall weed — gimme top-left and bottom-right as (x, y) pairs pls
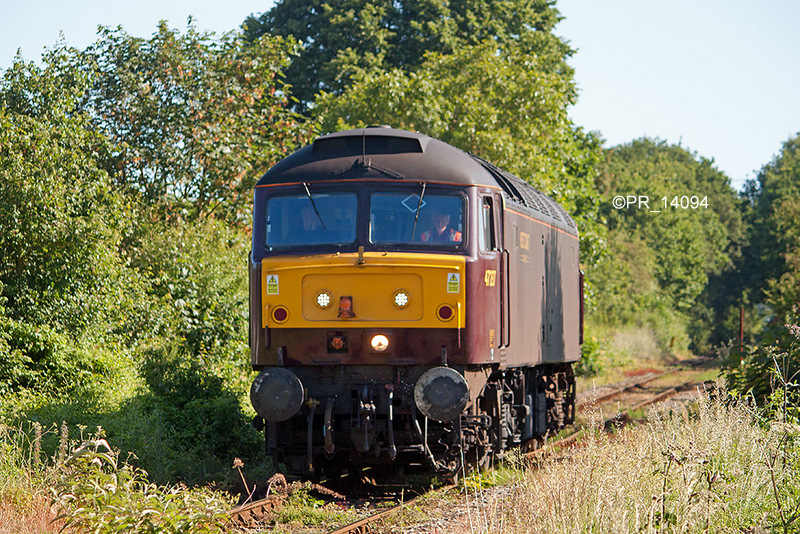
(0, 421), (71, 533)
(51, 435), (234, 534)
(725, 320), (800, 420)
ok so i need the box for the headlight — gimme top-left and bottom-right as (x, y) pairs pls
(370, 334), (389, 352)
(393, 290), (410, 308)
(315, 290), (332, 309)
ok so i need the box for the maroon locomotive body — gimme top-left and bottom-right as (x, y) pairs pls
(248, 127), (582, 477)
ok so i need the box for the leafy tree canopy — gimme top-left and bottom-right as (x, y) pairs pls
(745, 134), (800, 308)
(78, 22), (315, 222)
(0, 54), (130, 337)
(244, 0), (568, 109)
(598, 138), (741, 304)
(743, 133), (800, 321)
(592, 138), (744, 349)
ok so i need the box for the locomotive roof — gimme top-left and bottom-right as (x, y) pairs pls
(256, 127), (577, 235)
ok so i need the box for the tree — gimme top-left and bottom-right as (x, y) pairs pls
(740, 133), (800, 323)
(0, 51), (131, 337)
(0, 50), (133, 393)
(244, 0), (568, 109)
(594, 138), (744, 348)
(82, 22), (315, 221)
(313, 39), (605, 267)
(245, 0), (607, 265)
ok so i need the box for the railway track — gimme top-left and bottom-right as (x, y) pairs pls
(228, 366), (712, 533)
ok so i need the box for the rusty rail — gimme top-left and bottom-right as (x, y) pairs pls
(325, 485), (456, 534)
(228, 495), (284, 528)
(576, 368), (678, 411)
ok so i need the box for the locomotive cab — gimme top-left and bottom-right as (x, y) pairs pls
(248, 128), (580, 477)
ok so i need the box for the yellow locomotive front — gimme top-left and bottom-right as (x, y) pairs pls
(257, 251), (465, 361)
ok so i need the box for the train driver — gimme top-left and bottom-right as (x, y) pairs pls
(421, 209), (462, 242)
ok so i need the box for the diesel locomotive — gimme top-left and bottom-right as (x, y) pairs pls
(248, 127), (582, 478)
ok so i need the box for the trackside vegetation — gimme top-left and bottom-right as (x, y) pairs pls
(0, 0), (799, 531)
(440, 387), (800, 533)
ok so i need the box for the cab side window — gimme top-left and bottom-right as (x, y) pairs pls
(479, 196), (495, 252)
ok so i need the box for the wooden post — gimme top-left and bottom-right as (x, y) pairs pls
(739, 307), (744, 343)
(739, 307), (745, 363)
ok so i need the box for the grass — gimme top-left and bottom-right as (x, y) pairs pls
(0, 423), (64, 533)
(0, 319), (783, 534)
(6, 388), (794, 534)
(263, 486), (359, 532)
(0, 423), (237, 534)
(456, 391), (800, 533)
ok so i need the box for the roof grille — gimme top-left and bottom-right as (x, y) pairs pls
(312, 135), (423, 156)
(472, 155), (577, 229)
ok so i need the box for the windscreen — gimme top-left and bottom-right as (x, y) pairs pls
(266, 193), (357, 247)
(369, 192), (464, 245)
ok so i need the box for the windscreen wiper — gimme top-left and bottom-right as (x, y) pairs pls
(410, 182), (426, 241)
(303, 182), (327, 230)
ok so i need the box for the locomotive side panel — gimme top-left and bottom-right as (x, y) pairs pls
(561, 235), (581, 362)
(542, 226), (563, 362)
(502, 208), (546, 368)
(542, 225), (581, 363)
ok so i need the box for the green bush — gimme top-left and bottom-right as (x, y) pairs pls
(124, 215), (250, 361)
(725, 318), (800, 422)
(0, 319), (114, 396)
(575, 336), (603, 377)
(0, 109), (133, 341)
(130, 341), (262, 484)
(52, 437), (233, 534)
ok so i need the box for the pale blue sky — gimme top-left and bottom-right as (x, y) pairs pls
(2, 1), (798, 191)
(557, 1), (800, 190)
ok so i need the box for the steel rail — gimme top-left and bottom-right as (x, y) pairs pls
(535, 378), (706, 455)
(325, 485), (456, 534)
(575, 367), (679, 411)
(228, 494), (284, 527)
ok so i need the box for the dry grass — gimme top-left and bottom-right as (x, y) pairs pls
(445, 390), (797, 533)
(0, 494), (61, 534)
(0, 423), (64, 534)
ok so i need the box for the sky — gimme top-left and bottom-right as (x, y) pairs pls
(556, 0), (800, 190)
(2, 1), (798, 192)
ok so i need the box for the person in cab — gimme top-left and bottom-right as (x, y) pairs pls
(421, 211), (462, 242)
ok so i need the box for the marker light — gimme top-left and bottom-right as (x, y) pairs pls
(370, 334), (390, 352)
(393, 290), (410, 308)
(316, 290), (332, 309)
(272, 306), (289, 323)
(437, 304), (454, 322)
